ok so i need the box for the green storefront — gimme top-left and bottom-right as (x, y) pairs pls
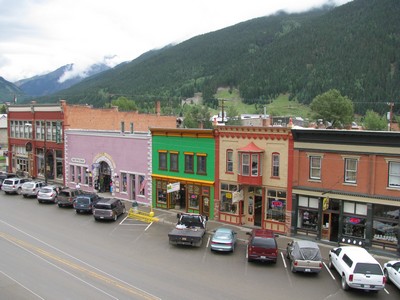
(150, 128), (215, 219)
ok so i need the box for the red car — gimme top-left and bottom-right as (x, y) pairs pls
(246, 229), (278, 263)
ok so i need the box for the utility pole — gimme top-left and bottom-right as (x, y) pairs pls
(387, 102), (394, 131)
(219, 99), (228, 123)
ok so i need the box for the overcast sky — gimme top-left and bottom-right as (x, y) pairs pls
(0, 0), (351, 82)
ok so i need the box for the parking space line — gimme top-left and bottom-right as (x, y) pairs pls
(323, 262), (336, 280)
(280, 252), (287, 269)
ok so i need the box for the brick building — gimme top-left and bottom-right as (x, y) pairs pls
(6, 100), (176, 185)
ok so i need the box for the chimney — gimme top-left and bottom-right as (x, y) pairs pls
(156, 101), (161, 116)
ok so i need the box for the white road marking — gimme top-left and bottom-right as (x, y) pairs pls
(323, 262), (336, 280)
(206, 236), (211, 248)
(145, 222), (153, 231)
(0, 270), (45, 300)
(281, 252), (287, 269)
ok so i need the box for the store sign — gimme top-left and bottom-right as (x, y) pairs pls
(71, 158), (85, 164)
(272, 200), (283, 207)
(349, 217), (361, 224)
(167, 182), (180, 193)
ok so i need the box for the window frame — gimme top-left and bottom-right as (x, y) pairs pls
(196, 153), (207, 175)
(388, 161), (400, 188)
(226, 149), (233, 173)
(344, 157), (358, 184)
(309, 155), (322, 180)
(158, 151), (167, 171)
(272, 153), (280, 177)
(169, 151), (179, 172)
(184, 152), (194, 173)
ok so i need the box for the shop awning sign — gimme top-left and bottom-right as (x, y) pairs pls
(167, 182), (180, 193)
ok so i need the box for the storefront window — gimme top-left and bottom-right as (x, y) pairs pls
(121, 173), (127, 192)
(266, 190), (286, 222)
(37, 148), (44, 177)
(139, 175), (146, 195)
(343, 217), (366, 239)
(297, 196), (319, 230)
(70, 165), (75, 182)
(188, 184), (200, 209)
(77, 166), (82, 183)
(373, 204), (399, 244)
(156, 180), (167, 204)
(56, 150), (63, 180)
(220, 183), (238, 214)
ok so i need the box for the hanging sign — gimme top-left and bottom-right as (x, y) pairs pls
(167, 182), (180, 193)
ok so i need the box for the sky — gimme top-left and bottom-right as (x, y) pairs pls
(0, 0), (352, 83)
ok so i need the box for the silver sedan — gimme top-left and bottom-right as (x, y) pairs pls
(210, 227), (237, 252)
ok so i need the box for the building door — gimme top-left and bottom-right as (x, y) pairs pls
(99, 161), (111, 193)
(254, 195), (262, 227)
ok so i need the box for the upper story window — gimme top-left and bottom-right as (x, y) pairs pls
(309, 155), (322, 180)
(158, 151), (167, 170)
(184, 152), (194, 173)
(170, 152), (179, 172)
(226, 150), (233, 173)
(388, 161), (400, 188)
(197, 153), (207, 175)
(272, 153), (280, 177)
(241, 153), (250, 176)
(344, 157), (358, 184)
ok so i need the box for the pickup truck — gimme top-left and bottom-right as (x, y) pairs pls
(168, 213), (208, 247)
(286, 240), (322, 273)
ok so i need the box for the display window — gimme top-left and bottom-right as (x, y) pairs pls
(220, 183), (238, 214)
(343, 216), (366, 239)
(266, 190), (286, 222)
(156, 180), (167, 204)
(298, 209), (318, 230)
(373, 204), (399, 244)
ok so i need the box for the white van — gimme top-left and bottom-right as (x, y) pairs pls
(328, 246), (386, 292)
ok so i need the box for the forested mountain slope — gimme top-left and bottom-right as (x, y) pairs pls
(39, 0), (400, 115)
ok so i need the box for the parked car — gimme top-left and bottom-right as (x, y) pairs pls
(93, 198), (126, 221)
(210, 227), (237, 252)
(1, 177), (30, 194)
(246, 229), (278, 263)
(383, 260), (400, 290)
(286, 240), (323, 273)
(21, 181), (46, 198)
(328, 246), (386, 292)
(0, 172), (18, 189)
(57, 188), (85, 207)
(37, 185), (59, 203)
(73, 193), (101, 214)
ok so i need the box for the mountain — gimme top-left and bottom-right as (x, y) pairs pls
(15, 63), (111, 98)
(38, 0), (400, 115)
(0, 77), (26, 103)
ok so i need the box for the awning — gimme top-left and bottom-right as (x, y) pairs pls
(237, 142), (264, 153)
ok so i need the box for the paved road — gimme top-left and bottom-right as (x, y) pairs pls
(0, 193), (399, 299)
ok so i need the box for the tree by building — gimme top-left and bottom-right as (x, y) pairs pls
(310, 89), (354, 128)
(182, 105), (212, 129)
(363, 109), (388, 131)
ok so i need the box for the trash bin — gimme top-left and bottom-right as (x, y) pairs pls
(132, 201), (138, 213)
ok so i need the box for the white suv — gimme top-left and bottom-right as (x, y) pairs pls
(1, 177), (30, 195)
(328, 246), (386, 292)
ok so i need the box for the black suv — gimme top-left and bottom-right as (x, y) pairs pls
(93, 198), (126, 221)
(73, 193), (101, 214)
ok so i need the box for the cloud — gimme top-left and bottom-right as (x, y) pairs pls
(0, 0), (352, 82)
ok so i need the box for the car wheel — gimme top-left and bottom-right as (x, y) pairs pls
(341, 275), (349, 291)
(328, 259), (334, 269)
(291, 262), (296, 273)
(17, 188), (22, 195)
(384, 269), (390, 283)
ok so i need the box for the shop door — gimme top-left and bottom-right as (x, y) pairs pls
(329, 213), (339, 242)
(254, 195), (262, 227)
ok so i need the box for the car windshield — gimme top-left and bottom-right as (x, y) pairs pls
(94, 203), (110, 209)
(215, 232), (231, 239)
(252, 237), (276, 248)
(354, 263), (383, 275)
(59, 191), (70, 197)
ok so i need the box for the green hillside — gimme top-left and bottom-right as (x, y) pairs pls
(38, 0), (400, 117)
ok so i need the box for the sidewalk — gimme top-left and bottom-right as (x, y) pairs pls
(136, 203), (400, 260)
